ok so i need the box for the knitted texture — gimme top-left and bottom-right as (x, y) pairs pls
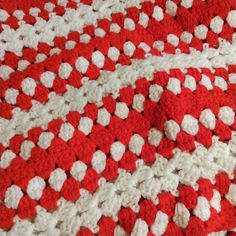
(0, 0), (236, 235)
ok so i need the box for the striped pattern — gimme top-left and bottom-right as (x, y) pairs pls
(0, 0), (236, 235)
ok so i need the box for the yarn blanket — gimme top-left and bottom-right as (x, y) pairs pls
(0, 0), (236, 235)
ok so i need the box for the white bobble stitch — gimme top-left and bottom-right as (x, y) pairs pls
(70, 161), (87, 181)
(65, 40), (76, 50)
(226, 184), (236, 205)
(0, 150), (16, 169)
(20, 140), (35, 160)
(149, 84), (163, 102)
(183, 75), (196, 91)
(115, 102), (129, 119)
(173, 203), (190, 228)
(92, 51), (105, 68)
(5, 89), (19, 105)
(210, 16), (224, 34)
(151, 211), (169, 235)
(138, 12), (149, 28)
(95, 28), (106, 37)
(138, 42), (151, 53)
(110, 141), (126, 161)
(181, 31), (193, 44)
(49, 168), (67, 192)
(27, 176), (46, 200)
(167, 78), (181, 95)
(0, 9), (9, 21)
(0, 66), (14, 80)
(108, 47), (120, 61)
(124, 18), (135, 31)
(166, 0), (177, 16)
(40, 71), (55, 88)
(181, 0), (193, 8)
(200, 109), (216, 130)
(92, 150), (107, 174)
(227, 10), (236, 28)
(59, 63), (72, 79)
(210, 190), (221, 213)
(199, 75), (213, 90)
(193, 196), (211, 221)
(78, 117), (93, 135)
(22, 77), (37, 96)
(5, 185), (23, 209)
(164, 120), (180, 141)
(148, 128), (163, 147)
(214, 76), (227, 91)
(97, 108), (111, 126)
(133, 94), (145, 112)
(75, 57), (89, 74)
(167, 34), (179, 47)
(38, 132), (54, 149)
(124, 41), (136, 57)
(129, 134), (144, 155)
(181, 114), (199, 135)
(80, 34), (91, 43)
(218, 106), (235, 125)
(110, 23), (121, 33)
(59, 123), (75, 142)
(229, 73), (236, 83)
(131, 219), (148, 236)
(194, 25), (208, 40)
(152, 6), (164, 21)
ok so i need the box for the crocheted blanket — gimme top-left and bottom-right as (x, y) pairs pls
(0, 0), (236, 235)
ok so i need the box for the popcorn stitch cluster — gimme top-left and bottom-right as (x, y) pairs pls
(0, 0), (236, 235)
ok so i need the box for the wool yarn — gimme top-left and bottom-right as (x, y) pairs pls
(0, 0), (236, 235)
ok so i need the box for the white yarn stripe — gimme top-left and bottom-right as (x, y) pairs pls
(2, 135), (236, 235)
(0, 39), (236, 145)
(0, 0), (146, 59)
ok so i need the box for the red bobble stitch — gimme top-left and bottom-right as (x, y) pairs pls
(119, 151), (137, 171)
(5, 16), (18, 29)
(18, 196), (37, 219)
(61, 178), (80, 202)
(68, 71), (83, 88)
(38, 10), (50, 21)
(30, 147), (55, 179)
(0, 168), (11, 200)
(178, 185), (198, 210)
(40, 187), (59, 210)
(157, 138), (175, 159)
(0, 101), (13, 119)
(215, 173), (230, 196)
(126, 110), (150, 137)
(195, 125), (212, 148)
(118, 208), (137, 233)
(68, 32), (80, 41)
(157, 193), (176, 217)
(66, 111), (81, 127)
(118, 54), (131, 65)
(77, 227), (94, 236)
(4, 52), (19, 68)
(0, 205), (15, 229)
(28, 127), (43, 143)
(163, 222), (183, 236)
(23, 15), (36, 25)
(34, 85), (49, 103)
(22, 48), (37, 63)
(53, 77), (67, 94)
(38, 43), (51, 56)
(135, 77), (150, 97)
(214, 120), (232, 141)
(16, 94), (32, 110)
(119, 86), (134, 105)
(176, 131), (195, 151)
(90, 125), (115, 153)
(0, 78), (8, 98)
(141, 143), (156, 163)
(185, 216), (207, 236)
(102, 158), (118, 181)
(56, 148), (76, 171)
(141, 1), (154, 16)
(7, 158), (35, 190)
(206, 31), (219, 47)
(109, 117), (133, 145)
(86, 64), (100, 80)
(83, 25), (95, 37)
(220, 24), (234, 41)
(48, 118), (64, 135)
(133, 48), (146, 59)
(98, 18), (110, 31)
(127, 7), (140, 22)
(81, 169), (99, 192)
(44, 54), (62, 73)
(9, 134), (24, 154)
(139, 199), (157, 226)
(53, 5), (65, 15)
(98, 217), (116, 236)
(153, 71), (169, 87)
(112, 13), (124, 27)
(84, 103), (98, 120)
(198, 179), (214, 201)
(102, 95), (116, 113)
(190, 37), (203, 51)
(103, 58), (116, 71)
